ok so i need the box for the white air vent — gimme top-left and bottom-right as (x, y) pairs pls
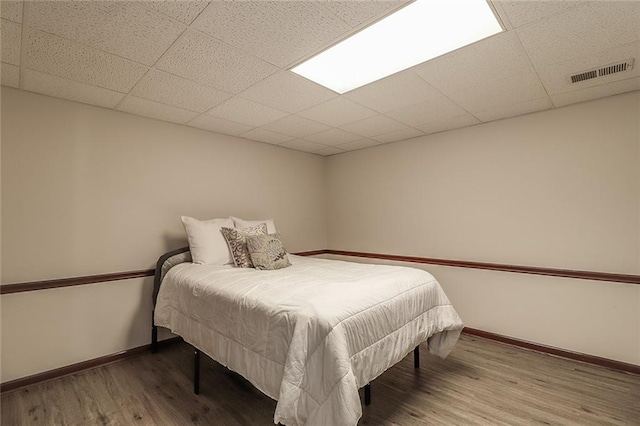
(570, 59), (634, 84)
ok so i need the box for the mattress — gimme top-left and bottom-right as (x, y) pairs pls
(154, 255), (463, 426)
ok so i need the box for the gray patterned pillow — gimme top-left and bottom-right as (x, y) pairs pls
(246, 233), (291, 270)
(220, 224), (267, 268)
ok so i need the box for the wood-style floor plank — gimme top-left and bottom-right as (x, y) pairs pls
(2, 335), (638, 425)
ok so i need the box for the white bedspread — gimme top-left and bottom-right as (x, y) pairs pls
(154, 255), (463, 426)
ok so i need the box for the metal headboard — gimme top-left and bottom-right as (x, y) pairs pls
(151, 246), (192, 352)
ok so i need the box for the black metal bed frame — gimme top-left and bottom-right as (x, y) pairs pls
(151, 247), (422, 415)
(151, 246), (190, 354)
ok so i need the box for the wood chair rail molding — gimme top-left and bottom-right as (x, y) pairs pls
(325, 250), (640, 285)
(0, 269), (156, 295)
(1, 249), (638, 295)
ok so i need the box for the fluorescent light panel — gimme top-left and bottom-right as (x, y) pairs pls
(291, 0), (503, 94)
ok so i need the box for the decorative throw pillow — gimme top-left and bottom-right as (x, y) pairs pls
(181, 216), (235, 265)
(246, 233), (291, 271)
(230, 216), (277, 234)
(221, 224), (268, 268)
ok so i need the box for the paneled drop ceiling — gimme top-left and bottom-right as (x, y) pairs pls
(1, 1), (639, 156)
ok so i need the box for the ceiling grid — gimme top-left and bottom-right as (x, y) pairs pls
(1, 0), (638, 155)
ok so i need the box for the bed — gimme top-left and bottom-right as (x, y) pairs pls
(152, 247), (463, 426)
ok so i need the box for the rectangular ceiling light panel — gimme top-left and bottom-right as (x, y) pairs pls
(292, 0), (503, 94)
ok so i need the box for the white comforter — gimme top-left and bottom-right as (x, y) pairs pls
(154, 255), (463, 426)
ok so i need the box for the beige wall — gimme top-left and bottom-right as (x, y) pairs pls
(1, 277), (164, 382)
(1, 88), (327, 283)
(327, 91), (640, 365)
(1, 87), (327, 381)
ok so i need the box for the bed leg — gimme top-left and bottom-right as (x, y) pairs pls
(414, 345), (420, 369)
(364, 383), (371, 406)
(151, 322), (158, 354)
(194, 348), (201, 395)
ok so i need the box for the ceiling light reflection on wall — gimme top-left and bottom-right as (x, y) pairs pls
(291, 0), (503, 94)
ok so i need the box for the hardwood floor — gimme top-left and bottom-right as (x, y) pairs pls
(2, 335), (638, 425)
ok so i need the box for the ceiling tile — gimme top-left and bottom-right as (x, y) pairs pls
(156, 30), (277, 95)
(24, 29), (148, 93)
(28, 2), (185, 66)
(206, 97), (288, 127)
(130, 69), (231, 113)
(143, 1), (210, 25)
(1, 19), (21, 65)
(551, 77), (640, 107)
(7, 0), (635, 155)
(303, 128), (362, 146)
(517, 2), (640, 68)
(444, 70), (548, 113)
(415, 114), (480, 135)
(474, 97), (553, 122)
(495, 0), (585, 28)
(313, 146), (345, 156)
(188, 115), (253, 136)
(1, 0), (22, 23)
(239, 128), (293, 145)
(337, 138), (381, 151)
(240, 71), (337, 113)
(372, 127), (424, 143)
(279, 139), (327, 153)
(1, 62), (20, 88)
(339, 114), (410, 137)
(298, 97), (378, 127)
(345, 70), (446, 113)
(385, 94), (469, 127)
(317, 0), (410, 28)
(117, 96), (199, 124)
(534, 41), (640, 95)
(263, 115), (331, 138)
(193, 1), (351, 68)
(414, 32), (535, 94)
(23, 69), (125, 108)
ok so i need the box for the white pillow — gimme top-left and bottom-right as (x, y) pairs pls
(230, 216), (277, 234)
(181, 216), (234, 265)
